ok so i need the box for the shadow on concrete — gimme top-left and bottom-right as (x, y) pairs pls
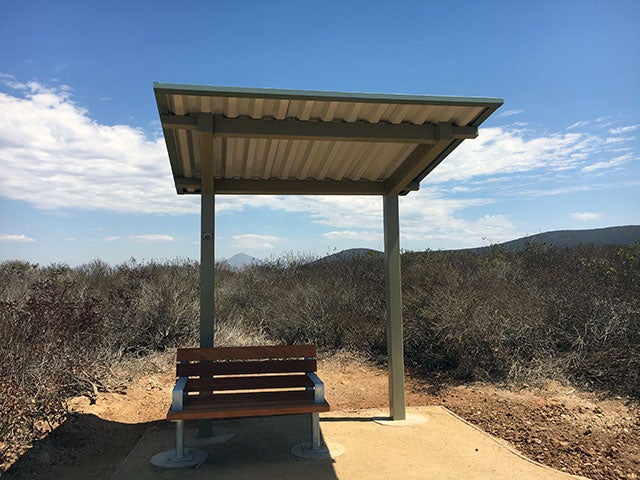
(5, 413), (152, 480)
(6, 413), (340, 480)
(114, 415), (340, 480)
(319, 416), (375, 423)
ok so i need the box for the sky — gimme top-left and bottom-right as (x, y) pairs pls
(0, 0), (639, 266)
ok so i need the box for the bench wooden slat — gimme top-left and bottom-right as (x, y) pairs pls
(185, 390), (313, 407)
(167, 398), (330, 421)
(176, 359), (317, 377)
(177, 345), (316, 362)
(184, 374), (313, 392)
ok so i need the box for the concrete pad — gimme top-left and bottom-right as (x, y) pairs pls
(112, 407), (588, 480)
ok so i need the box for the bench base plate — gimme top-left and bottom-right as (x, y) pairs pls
(150, 448), (207, 469)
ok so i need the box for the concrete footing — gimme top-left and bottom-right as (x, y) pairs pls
(150, 448), (207, 469)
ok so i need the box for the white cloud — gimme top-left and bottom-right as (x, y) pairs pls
(0, 233), (35, 242)
(596, 115), (613, 125)
(101, 236), (120, 241)
(498, 108), (525, 118)
(428, 128), (590, 183)
(582, 153), (633, 173)
(567, 120), (590, 130)
(222, 195), (384, 230)
(229, 192), (519, 249)
(398, 190), (521, 248)
(609, 125), (639, 135)
(128, 234), (174, 242)
(231, 234), (280, 250)
(426, 122), (639, 192)
(323, 230), (380, 241)
(401, 214), (521, 248)
(570, 212), (603, 221)
(0, 76), (199, 215)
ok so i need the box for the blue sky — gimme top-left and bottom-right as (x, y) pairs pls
(1, 0), (638, 266)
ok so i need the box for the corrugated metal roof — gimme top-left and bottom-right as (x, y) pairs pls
(154, 83), (503, 195)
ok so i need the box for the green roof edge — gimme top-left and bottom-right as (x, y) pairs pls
(153, 82), (504, 108)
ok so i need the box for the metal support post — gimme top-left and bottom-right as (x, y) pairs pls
(198, 115), (215, 438)
(200, 191), (215, 349)
(383, 195), (406, 420)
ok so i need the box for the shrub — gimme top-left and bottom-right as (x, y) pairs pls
(1, 243), (638, 469)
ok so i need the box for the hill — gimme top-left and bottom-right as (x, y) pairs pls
(311, 248), (383, 265)
(472, 225), (640, 253)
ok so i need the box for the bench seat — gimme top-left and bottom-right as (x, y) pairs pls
(168, 389), (330, 420)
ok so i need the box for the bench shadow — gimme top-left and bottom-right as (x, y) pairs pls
(6, 414), (340, 480)
(133, 416), (340, 480)
(320, 416), (375, 423)
(5, 413), (152, 480)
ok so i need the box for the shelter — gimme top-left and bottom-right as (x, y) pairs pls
(154, 83), (502, 431)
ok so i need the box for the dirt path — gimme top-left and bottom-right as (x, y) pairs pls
(4, 354), (640, 480)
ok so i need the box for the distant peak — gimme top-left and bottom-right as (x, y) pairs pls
(224, 252), (258, 270)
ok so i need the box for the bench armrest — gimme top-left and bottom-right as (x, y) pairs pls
(306, 372), (325, 403)
(171, 377), (188, 411)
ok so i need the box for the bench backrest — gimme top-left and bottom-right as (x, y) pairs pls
(175, 345), (318, 393)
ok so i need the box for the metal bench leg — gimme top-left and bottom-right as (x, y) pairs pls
(175, 420), (185, 459)
(151, 419), (208, 468)
(310, 413), (324, 451)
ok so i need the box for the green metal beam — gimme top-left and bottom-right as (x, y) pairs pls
(160, 114), (478, 143)
(174, 177), (420, 195)
(412, 138), (464, 186)
(384, 121), (460, 195)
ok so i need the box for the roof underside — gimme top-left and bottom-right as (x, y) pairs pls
(154, 84), (503, 196)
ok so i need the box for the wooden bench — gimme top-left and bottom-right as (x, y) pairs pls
(165, 344), (330, 463)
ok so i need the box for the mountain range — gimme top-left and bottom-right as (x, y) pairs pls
(224, 225), (640, 268)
